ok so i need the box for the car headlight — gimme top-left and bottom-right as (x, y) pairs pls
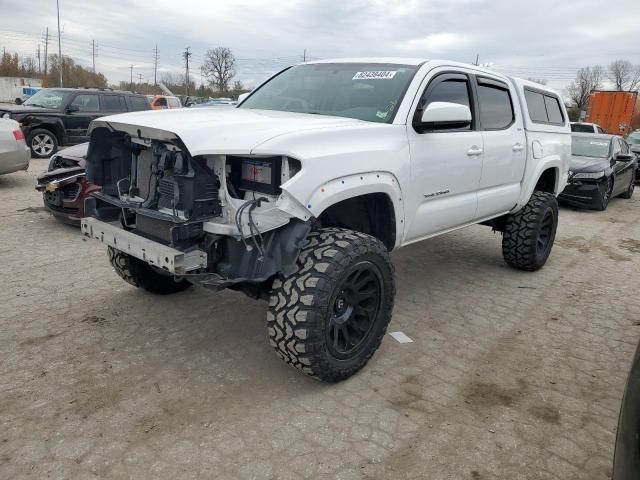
(1, 113), (10, 119)
(571, 171), (606, 180)
(47, 153), (59, 171)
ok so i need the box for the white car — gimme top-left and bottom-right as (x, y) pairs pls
(81, 58), (570, 382)
(0, 118), (30, 175)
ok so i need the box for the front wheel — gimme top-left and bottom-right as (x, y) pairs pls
(27, 128), (58, 158)
(502, 191), (559, 272)
(108, 247), (192, 294)
(620, 176), (635, 199)
(598, 176), (614, 210)
(267, 228), (395, 382)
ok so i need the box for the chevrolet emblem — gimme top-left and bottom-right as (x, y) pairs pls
(45, 183), (58, 192)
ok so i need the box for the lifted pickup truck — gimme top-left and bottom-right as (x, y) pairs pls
(81, 58), (570, 382)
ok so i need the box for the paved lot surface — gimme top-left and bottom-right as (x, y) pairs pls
(1, 159), (639, 480)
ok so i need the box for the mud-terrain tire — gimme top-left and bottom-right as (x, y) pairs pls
(502, 191), (558, 272)
(267, 228), (395, 382)
(107, 247), (192, 294)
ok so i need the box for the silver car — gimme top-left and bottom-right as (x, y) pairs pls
(0, 118), (30, 175)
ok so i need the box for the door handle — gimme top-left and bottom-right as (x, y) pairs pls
(467, 146), (483, 156)
(512, 143), (524, 152)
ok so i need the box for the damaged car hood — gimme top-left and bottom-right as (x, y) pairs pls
(91, 108), (367, 156)
(569, 155), (610, 173)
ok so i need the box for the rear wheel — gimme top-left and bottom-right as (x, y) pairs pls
(267, 228), (395, 382)
(502, 191), (558, 272)
(27, 128), (58, 158)
(108, 247), (192, 294)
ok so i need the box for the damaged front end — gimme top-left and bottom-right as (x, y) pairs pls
(82, 125), (311, 294)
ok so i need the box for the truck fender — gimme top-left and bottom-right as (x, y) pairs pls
(280, 171), (405, 249)
(516, 155), (566, 209)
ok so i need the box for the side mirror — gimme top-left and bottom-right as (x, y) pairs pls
(66, 104), (80, 113)
(237, 92), (250, 103)
(417, 102), (471, 130)
(615, 153), (634, 162)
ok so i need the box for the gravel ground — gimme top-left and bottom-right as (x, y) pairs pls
(1, 159), (639, 480)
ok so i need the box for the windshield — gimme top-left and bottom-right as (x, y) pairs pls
(571, 123), (595, 133)
(23, 89), (70, 109)
(627, 133), (640, 145)
(571, 136), (611, 158)
(239, 63), (419, 123)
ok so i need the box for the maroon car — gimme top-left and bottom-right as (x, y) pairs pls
(35, 143), (97, 225)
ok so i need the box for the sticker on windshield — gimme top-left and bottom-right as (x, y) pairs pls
(352, 71), (397, 80)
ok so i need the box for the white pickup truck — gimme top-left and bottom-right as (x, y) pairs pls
(81, 58), (570, 382)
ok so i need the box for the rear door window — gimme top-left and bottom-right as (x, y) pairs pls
(477, 80), (514, 130)
(128, 96), (150, 111)
(102, 95), (123, 113)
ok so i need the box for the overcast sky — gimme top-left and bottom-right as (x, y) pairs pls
(1, 0), (639, 91)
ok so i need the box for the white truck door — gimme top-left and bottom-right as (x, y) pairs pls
(404, 71), (483, 242)
(474, 76), (526, 218)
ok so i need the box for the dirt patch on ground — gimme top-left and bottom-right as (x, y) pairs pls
(619, 238), (640, 254)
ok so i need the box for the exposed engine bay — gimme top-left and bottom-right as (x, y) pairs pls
(83, 126), (310, 292)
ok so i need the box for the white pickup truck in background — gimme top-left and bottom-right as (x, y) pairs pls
(81, 58), (571, 382)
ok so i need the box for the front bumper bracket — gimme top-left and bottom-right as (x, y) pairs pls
(81, 217), (207, 274)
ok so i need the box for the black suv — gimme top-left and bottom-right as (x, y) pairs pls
(0, 88), (151, 158)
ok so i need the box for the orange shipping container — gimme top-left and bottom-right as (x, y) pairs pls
(584, 90), (640, 136)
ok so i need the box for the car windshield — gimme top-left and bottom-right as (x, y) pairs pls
(571, 124), (595, 133)
(23, 89), (70, 109)
(627, 133), (640, 144)
(571, 136), (611, 158)
(239, 63), (419, 123)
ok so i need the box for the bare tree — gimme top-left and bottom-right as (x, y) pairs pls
(526, 77), (548, 85)
(608, 60), (640, 91)
(566, 65), (604, 109)
(203, 47), (236, 92)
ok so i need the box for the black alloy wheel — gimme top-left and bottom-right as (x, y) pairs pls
(326, 261), (383, 359)
(600, 176), (614, 210)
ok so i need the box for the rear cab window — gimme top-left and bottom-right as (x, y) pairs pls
(524, 88), (565, 125)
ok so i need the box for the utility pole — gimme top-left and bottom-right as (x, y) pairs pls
(183, 46), (191, 96)
(36, 44), (41, 74)
(153, 44), (158, 85)
(303, 49), (306, 62)
(43, 27), (48, 86)
(474, 54), (479, 66)
(56, 0), (63, 87)
(137, 73), (144, 83)
(130, 65), (134, 91)
(92, 40), (95, 74)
